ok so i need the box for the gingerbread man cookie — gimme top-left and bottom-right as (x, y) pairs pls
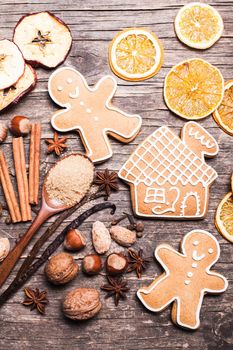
(119, 122), (218, 219)
(48, 67), (142, 163)
(137, 230), (228, 330)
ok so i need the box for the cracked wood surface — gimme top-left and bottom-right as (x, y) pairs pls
(0, 0), (232, 349)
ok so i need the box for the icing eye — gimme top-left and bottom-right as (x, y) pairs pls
(57, 85), (63, 91)
(208, 248), (214, 254)
(193, 240), (199, 246)
(80, 101), (84, 106)
(86, 108), (92, 114)
(67, 77), (72, 84)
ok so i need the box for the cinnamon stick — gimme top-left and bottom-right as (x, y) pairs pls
(29, 123), (41, 205)
(12, 137), (31, 221)
(0, 151), (21, 223)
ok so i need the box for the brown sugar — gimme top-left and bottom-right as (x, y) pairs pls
(45, 154), (94, 206)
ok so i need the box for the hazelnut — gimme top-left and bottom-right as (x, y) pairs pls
(63, 288), (101, 321)
(110, 225), (136, 247)
(44, 252), (78, 285)
(0, 237), (10, 262)
(92, 221), (111, 254)
(0, 123), (7, 144)
(82, 254), (103, 275)
(9, 115), (31, 137)
(64, 229), (86, 251)
(106, 252), (128, 275)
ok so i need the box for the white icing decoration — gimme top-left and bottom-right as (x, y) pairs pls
(137, 230), (228, 330)
(57, 85), (63, 91)
(193, 241), (199, 246)
(152, 187), (180, 215)
(192, 262), (198, 268)
(69, 87), (79, 99)
(181, 192), (201, 216)
(208, 248), (214, 254)
(80, 101), (84, 106)
(184, 280), (190, 285)
(67, 78), (72, 84)
(86, 108), (92, 113)
(94, 117), (99, 121)
(188, 126), (216, 149)
(192, 250), (205, 261)
(187, 272), (193, 277)
(118, 121), (218, 219)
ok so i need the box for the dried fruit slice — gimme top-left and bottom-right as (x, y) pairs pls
(109, 28), (164, 81)
(164, 58), (224, 120)
(0, 64), (37, 112)
(0, 40), (25, 90)
(175, 3), (223, 49)
(13, 12), (72, 69)
(215, 192), (233, 243)
(213, 80), (233, 136)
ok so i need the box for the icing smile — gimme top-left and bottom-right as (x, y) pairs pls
(69, 86), (79, 99)
(192, 250), (205, 261)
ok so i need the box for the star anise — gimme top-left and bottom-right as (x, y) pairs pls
(127, 248), (151, 278)
(22, 287), (48, 314)
(45, 132), (68, 156)
(101, 276), (129, 306)
(94, 169), (119, 197)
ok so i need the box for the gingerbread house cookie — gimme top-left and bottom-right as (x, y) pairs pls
(119, 122), (219, 219)
(48, 67), (142, 163)
(137, 230), (228, 330)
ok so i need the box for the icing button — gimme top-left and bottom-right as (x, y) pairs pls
(208, 248), (214, 254)
(187, 272), (193, 278)
(184, 280), (190, 285)
(94, 117), (99, 121)
(192, 262), (198, 268)
(67, 78), (72, 84)
(193, 240), (199, 246)
(80, 101), (84, 106)
(86, 108), (92, 113)
(57, 86), (63, 91)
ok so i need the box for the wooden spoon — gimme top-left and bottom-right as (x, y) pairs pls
(0, 153), (94, 288)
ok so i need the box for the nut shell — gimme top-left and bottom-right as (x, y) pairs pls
(92, 221), (111, 254)
(0, 237), (10, 262)
(9, 115), (31, 137)
(64, 229), (86, 251)
(63, 288), (101, 320)
(82, 254), (103, 275)
(106, 252), (128, 275)
(110, 225), (136, 247)
(44, 252), (78, 285)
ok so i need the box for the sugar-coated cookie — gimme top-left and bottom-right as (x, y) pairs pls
(137, 230), (228, 330)
(48, 67), (142, 163)
(119, 122), (218, 219)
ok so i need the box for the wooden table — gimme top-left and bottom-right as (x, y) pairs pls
(0, 1), (232, 349)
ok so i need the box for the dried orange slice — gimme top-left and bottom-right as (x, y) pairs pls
(175, 3), (223, 49)
(213, 80), (233, 136)
(215, 192), (233, 243)
(109, 28), (164, 81)
(164, 58), (224, 120)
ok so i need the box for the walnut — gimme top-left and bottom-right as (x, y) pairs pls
(62, 288), (101, 320)
(44, 252), (78, 285)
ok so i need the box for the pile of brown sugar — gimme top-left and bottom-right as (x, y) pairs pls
(45, 154), (94, 206)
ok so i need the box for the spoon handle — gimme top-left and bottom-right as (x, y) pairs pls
(0, 209), (50, 289)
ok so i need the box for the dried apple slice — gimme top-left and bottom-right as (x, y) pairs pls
(0, 64), (37, 112)
(0, 40), (25, 90)
(13, 12), (72, 69)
